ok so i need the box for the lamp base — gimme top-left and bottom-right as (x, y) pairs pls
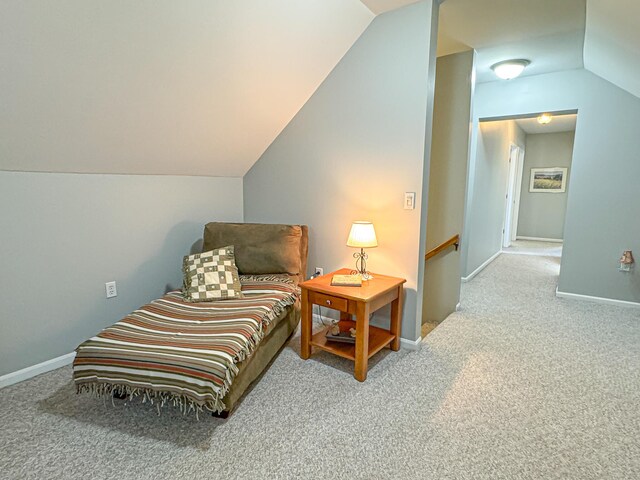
(350, 270), (374, 280)
(352, 248), (373, 280)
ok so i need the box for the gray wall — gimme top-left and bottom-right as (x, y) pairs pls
(422, 50), (474, 325)
(0, 172), (242, 375)
(517, 131), (575, 240)
(474, 68), (640, 303)
(462, 120), (525, 277)
(244, 1), (438, 342)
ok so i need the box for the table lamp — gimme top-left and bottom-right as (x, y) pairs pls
(346, 221), (378, 280)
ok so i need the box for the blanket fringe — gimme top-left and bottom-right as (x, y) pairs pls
(76, 382), (222, 418)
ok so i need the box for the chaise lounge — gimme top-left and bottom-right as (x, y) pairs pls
(73, 222), (308, 416)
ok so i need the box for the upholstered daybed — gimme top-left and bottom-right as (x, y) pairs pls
(73, 222), (308, 416)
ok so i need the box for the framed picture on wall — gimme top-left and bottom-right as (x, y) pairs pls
(529, 167), (568, 193)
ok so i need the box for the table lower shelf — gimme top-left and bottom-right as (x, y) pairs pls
(309, 320), (395, 362)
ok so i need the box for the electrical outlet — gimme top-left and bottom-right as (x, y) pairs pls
(314, 267), (324, 277)
(105, 281), (117, 298)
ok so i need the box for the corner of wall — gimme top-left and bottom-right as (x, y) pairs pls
(244, 0), (439, 342)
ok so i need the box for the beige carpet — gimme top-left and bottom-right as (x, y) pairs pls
(502, 239), (563, 257)
(1, 254), (639, 479)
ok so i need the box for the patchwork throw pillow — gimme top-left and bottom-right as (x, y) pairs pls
(182, 246), (243, 302)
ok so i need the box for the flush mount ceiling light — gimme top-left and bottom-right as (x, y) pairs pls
(537, 113), (553, 125)
(490, 59), (530, 80)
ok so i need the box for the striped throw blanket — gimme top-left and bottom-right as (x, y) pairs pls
(73, 276), (299, 414)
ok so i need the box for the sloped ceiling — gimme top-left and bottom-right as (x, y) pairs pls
(584, 0), (640, 99)
(437, 0), (586, 83)
(0, 0), (373, 176)
(438, 0), (586, 55)
(359, 0), (420, 15)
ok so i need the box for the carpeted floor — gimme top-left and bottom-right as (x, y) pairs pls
(502, 240), (563, 257)
(1, 254), (639, 479)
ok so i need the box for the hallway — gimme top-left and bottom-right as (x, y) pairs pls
(421, 252), (640, 477)
(502, 239), (563, 257)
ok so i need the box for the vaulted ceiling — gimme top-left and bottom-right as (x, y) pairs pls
(359, 0), (420, 15)
(437, 0), (640, 99)
(437, 0), (587, 83)
(0, 0), (373, 176)
(3, 0), (639, 177)
(584, 0), (640, 99)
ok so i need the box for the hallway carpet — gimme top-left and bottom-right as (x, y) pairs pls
(1, 255), (639, 479)
(502, 239), (563, 257)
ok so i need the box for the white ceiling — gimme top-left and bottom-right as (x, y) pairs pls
(584, 0), (640, 99)
(0, 0), (373, 176)
(438, 0), (586, 54)
(471, 31), (585, 85)
(515, 114), (577, 135)
(438, 0), (587, 83)
(359, 0), (420, 15)
(437, 0), (640, 98)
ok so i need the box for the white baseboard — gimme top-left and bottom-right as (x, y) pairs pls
(461, 251), (501, 283)
(516, 236), (563, 243)
(556, 288), (640, 309)
(455, 302), (461, 311)
(401, 336), (422, 350)
(0, 352), (75, 389)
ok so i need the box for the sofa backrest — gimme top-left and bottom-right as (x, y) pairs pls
(202, 222), (309, 283)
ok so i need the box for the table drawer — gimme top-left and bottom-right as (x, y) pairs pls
(310, 291), (348, 312)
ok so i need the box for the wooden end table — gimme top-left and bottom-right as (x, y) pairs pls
(299, 268), (406, 381)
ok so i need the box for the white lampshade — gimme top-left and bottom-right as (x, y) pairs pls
(346, 221), (378, 248)
(491, 59), (530, 80)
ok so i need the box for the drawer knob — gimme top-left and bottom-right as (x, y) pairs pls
(326, 300), (332, 305)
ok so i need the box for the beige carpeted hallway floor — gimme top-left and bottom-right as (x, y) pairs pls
(1, 254), (639, 479)
(502, 239), (563, 257)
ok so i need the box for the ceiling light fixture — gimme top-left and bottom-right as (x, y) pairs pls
(537, 113), (553, 125)
(490, 59), (530, 80)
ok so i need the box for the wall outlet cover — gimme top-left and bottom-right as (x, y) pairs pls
(105, 281), (117, 298)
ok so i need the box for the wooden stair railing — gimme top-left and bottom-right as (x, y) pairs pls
(425, 234), (460, 261)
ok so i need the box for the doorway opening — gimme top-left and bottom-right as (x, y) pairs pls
(495, 112), (577, 259)
(421, 0), (583, 339)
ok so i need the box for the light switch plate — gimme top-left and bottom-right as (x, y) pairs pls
(404, 192), (416, 210)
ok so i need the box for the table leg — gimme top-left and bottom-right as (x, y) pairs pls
(354, 301), (370, 382)
(390, 285), (403, 351)
(300, 289), (312, 359)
